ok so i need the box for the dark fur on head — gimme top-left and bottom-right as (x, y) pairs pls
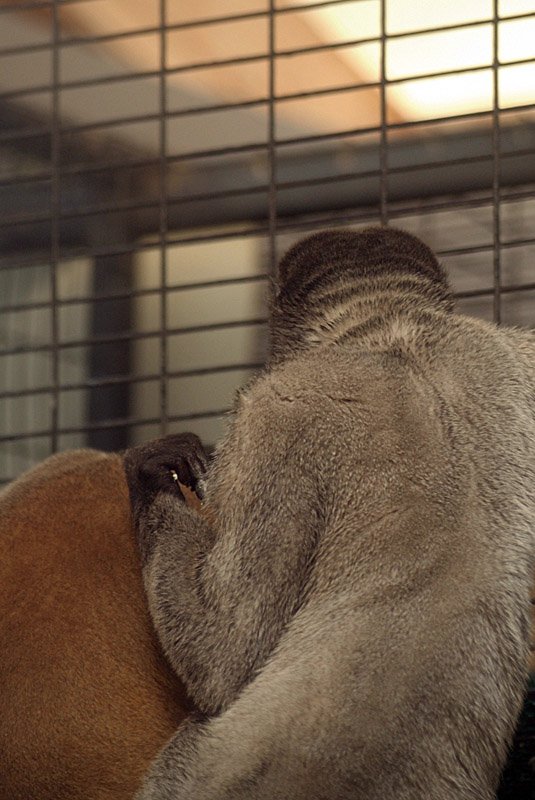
(276, 227), (450, 294)
(269, 226), (454, 363)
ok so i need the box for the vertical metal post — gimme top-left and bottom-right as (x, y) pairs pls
(159, 0), (169, 433)
(268, 0), (277, 273)
(492, 0), (501, 324)
(379, 0), (388, 226)
(50, 0), (60, 452)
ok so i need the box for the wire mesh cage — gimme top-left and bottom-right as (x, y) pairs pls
(1, 0), (534, 481)
(0, 1), (534, 792)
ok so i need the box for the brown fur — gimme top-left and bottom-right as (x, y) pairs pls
(0, 449), (199, 800)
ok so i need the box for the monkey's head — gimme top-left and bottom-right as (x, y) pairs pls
(268, 226), (454, 364)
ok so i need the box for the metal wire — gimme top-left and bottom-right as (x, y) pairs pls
(492, 0), (501, 324)
(1, 0), (534, 483)
(379, 0), (388, 224)
(3, 10), (534, 62)
(268, 0), (277, 273)
(1, 134), (533, 237)
(159, 0), (169, 435)
(49, 0), (60, 452)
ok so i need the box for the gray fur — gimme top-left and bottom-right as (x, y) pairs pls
(125, 227), (535, 799)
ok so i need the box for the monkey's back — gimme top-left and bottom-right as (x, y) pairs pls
(199, 310), (535, 799)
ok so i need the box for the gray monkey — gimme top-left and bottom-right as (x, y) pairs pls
(123, 227), (535, 800)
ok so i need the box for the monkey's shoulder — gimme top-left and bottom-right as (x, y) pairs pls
(241, 350), (387, 411)
(234, 350), (426, 463)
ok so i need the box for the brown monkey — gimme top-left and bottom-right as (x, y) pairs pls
(125, 227), (535, 799)
(0, 449), (197, 800)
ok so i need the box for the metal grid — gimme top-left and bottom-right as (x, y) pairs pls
(0, 0), (534, 484)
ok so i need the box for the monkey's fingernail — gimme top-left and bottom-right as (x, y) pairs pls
(170, 469), (179, 482)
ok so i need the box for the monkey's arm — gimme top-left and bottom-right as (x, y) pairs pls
(124, 418), (319, 716)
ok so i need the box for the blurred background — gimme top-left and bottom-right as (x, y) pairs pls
(0, 0), (534, 483)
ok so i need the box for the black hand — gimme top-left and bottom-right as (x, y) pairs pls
(123, 432), (209, 520)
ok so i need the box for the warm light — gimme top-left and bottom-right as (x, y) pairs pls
(10, 0), (531, 141)
(290, 0), (535, 122)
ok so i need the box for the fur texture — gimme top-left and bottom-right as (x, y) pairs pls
(0, 450), (196, 800)
(124, 227), (535, 799)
